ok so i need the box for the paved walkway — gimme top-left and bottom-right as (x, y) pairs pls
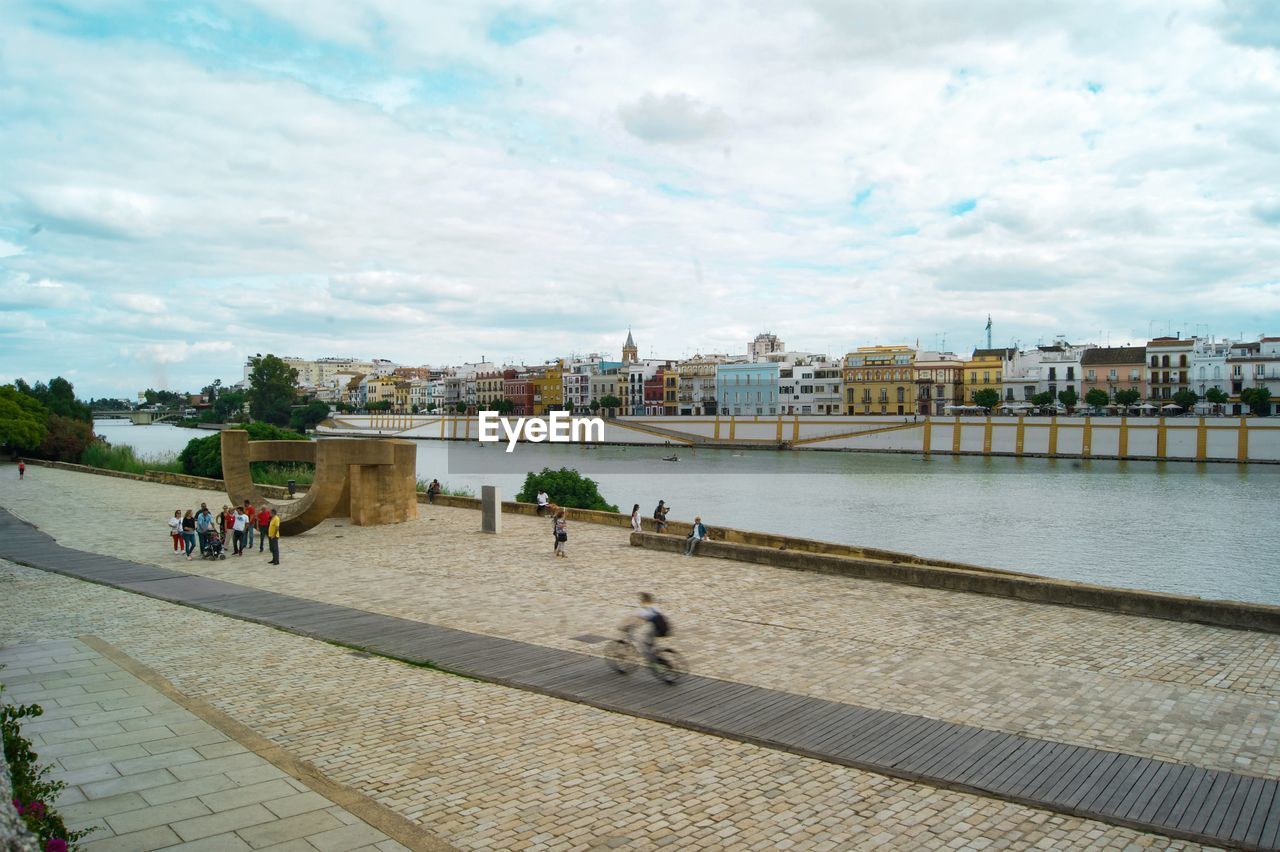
(0, 508), (1271, 849)
(0, 638), (418, 852)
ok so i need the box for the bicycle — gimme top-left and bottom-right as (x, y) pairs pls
(605, 632), (687, 684)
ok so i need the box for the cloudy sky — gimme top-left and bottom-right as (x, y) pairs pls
(2, 0), (1279, 398)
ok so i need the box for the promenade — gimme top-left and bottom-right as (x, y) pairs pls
(3, 466), (1277, 848)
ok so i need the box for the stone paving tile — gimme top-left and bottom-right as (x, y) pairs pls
(6, 467), (1278, 779)
(1, 561), (1212, 850)
(0, 637), (408, 852)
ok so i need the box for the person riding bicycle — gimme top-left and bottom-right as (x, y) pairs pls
(619, 592), (670, 663)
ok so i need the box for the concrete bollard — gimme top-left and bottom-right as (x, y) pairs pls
(481, 485), (501, 534)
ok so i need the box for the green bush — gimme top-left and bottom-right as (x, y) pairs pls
(178, 423), (309, 479)
(36, 415), (97, 463)
(251, 462), (315, 487)
(416, 479), (474, 497)
(81, 441), (183, 475)
(2, 677), (93, 850)
(516, 467), (618, 513)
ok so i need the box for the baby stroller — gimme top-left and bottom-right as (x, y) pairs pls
(203, 531), (227, 560)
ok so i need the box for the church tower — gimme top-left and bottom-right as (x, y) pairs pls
(622, 328), (638, 365)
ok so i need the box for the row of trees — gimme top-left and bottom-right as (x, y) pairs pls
(970, 386), (1272, 415)
(0, 377), (97, 462)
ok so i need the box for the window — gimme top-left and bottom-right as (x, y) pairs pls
(1066, 367), (1074, 381)
(1048, 368), (1057, 381)
(1198, 367), (1205, 379)
(1087, 370), (1096, 381)
(1162, 355), (1169, 367)
(896, 387), (905, 403)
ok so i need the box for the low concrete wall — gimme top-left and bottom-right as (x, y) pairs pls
(24, 460), (302, 500)
(0, 748), (40, 852)
(632, 533), (1280, 634)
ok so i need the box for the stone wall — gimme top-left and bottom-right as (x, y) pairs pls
(631, 532), (1280, 634)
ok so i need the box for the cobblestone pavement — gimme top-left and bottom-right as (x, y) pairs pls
(0, 559), (1207, 850)
(3, 467), (1277, 780)
(0, 638), (411, 852)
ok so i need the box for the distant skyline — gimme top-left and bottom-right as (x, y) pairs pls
(2, 0), (1279, 398)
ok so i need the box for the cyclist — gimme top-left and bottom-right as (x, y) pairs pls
(619, 592), (669, 663)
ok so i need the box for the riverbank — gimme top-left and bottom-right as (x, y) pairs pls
(3, 463), (1280, 789)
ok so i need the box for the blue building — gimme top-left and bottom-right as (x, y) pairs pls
(715, 362), (780, 416)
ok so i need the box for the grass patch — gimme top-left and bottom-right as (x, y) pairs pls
(250, 462), (316, 487)
(81, 441), (184, 475)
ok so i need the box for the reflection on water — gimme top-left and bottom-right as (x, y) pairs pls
(94, 421), (1280, 605)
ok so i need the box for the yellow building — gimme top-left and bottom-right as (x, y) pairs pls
(531, 361), (565, 415)
(842, 346), (916, 415)
(364, 377), (398, 410)
(663, 371), (679, 415)
(475, 371), (506, 410)
(961, 348), (1012, 405)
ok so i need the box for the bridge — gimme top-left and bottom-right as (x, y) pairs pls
(93, 410), (181, 425)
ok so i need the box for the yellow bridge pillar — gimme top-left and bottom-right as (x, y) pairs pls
(1156, 417), (1167, 458)
(1118, 417), (1129, 458)
(1196, 417), (1207, 461)
(1048, 417), (1059, 455)
(922, 418), (932, 454)
(952, 416), (962, 452)
(1015, 417), (1025, 454)
(1082, 417), (1092, 457)
(1238, 415), (1249, 462)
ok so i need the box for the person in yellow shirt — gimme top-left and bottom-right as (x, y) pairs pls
(267, 509), (281, 565)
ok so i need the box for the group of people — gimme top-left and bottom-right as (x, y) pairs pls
(535, 489), (570, 558)
(168, 500), (280, 564)
(632, 501), (708, 556)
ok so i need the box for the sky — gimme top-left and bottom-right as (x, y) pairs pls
(2, 0), (1279, 399)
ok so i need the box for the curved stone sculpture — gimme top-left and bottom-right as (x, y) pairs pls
(220, 430), (417, 536)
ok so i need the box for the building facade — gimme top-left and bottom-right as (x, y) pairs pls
(1146, 337), (1194, 401)
(843, 346), (915, 415)
(748, 332), (785, 361)
(716, 361), (780, 416)
(962, 348), (1013, 404)
(777, 359), (842, 415)
(912, 352), (964, 415)
(1080, 346), (1146, 404)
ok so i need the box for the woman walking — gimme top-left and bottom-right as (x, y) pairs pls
(181, 510), (197, 560)
(553, 509), (568, 558)
(168, 510), (183, 555)
(630, 504), (642, 533)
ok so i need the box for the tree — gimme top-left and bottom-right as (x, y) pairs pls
(367, 400), (392, 412)
(1114, 388), (1141, 407)
(202, 379), (223, 403)
(1205, 387), (1229, 411)
(36, 415), (96, 462)
(0, 385), (47, 451)
(247, 355), (298, 426)
(973, 388), (1000, 411)
(289, 400), (332, 432)
(598, 394), (622, 414)
(1031, 392), (1053, 407)
(516, 467), (618, 513)
(588, 399), (600, 413)
(484, 398), (515, 415)
(209, 389), (247, 423)
(1172, 389), (1199, 412)
(425, 402), (436, 412)
(1057, 388), (1078, 411)
(1084, 388), (1110, 410)
(16, 377), (90, 422)
(454, 400), (468, 414)
(1241, 387), (1273, 416)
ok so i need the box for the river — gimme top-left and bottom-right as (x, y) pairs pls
(94, 420), (1280, 605)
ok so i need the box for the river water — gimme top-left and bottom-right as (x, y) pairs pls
(95, 420), (1280, 605)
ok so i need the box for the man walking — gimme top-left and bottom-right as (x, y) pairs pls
(243, 500), (255, 549)
(267, 509), (281, 565)
(17, 460), (24, 480)
(232, 506), (248, 555)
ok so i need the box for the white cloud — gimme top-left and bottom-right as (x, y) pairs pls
(0, 0), (1277, 396)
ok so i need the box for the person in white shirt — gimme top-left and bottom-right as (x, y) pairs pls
(536, 489), (550, 516)
(630, 504), (642, 533)
(168, 510), (183, 555)
(232, 508), (249, 556)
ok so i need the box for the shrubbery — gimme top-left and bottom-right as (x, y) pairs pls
(178, 423), (309, 478)
(516, 467), (618, 513)
(80, 441), (182, 475)
(2, 678), (91, 850)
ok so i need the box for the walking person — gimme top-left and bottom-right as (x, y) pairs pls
(168, 510), (183, 555)
(653, 500), (669, 533)
(553, 509), (568, 558)
(232, 506), (248, 555)
(181, 510), (197, 560)
(267, 509), (281, 565)
(243, 500), (255, 549)
(218, 505), (229, 541)
(256, 504), (271, 552)
(630, 504), (642, 533)
(684, 516), (708, 556)
(17, 460), (24, 480)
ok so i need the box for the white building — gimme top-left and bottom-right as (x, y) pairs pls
(1036, 342), (1088, 401)
(748, 332), (785, 361)
(776, 356), (842, 415)
(1190, 339), (1231, 409)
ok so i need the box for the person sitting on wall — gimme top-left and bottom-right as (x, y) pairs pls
(426, 479), (441, 503)
(684, 516), (708, 557)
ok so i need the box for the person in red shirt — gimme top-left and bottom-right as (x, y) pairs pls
(256, 505), (272, 552)
(17, 460), (25, 480)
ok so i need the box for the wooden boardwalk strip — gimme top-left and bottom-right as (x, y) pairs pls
(1, 506), (1276, 851)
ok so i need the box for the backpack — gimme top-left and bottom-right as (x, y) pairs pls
(649, 611), (671, 638)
